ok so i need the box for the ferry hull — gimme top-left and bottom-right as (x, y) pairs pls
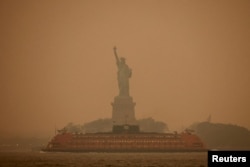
(43, 132), (206, 152)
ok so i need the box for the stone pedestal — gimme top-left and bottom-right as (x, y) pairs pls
(111, 96), (136, 125)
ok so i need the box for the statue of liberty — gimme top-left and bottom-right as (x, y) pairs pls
(113, 46), (132, 96)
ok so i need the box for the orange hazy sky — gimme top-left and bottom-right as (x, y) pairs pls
(1, 0), (250, 137)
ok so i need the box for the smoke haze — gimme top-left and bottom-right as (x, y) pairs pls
(1, 0), (250, 138)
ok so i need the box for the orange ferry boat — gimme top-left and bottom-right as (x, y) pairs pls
(43, 125), (206, 152)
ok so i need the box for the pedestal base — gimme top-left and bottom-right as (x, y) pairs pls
(111, 96), (136, 125)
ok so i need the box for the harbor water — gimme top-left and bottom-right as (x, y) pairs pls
(0, 151), (207, 167)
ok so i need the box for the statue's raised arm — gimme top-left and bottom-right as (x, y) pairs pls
(113, 46), (119, 66)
